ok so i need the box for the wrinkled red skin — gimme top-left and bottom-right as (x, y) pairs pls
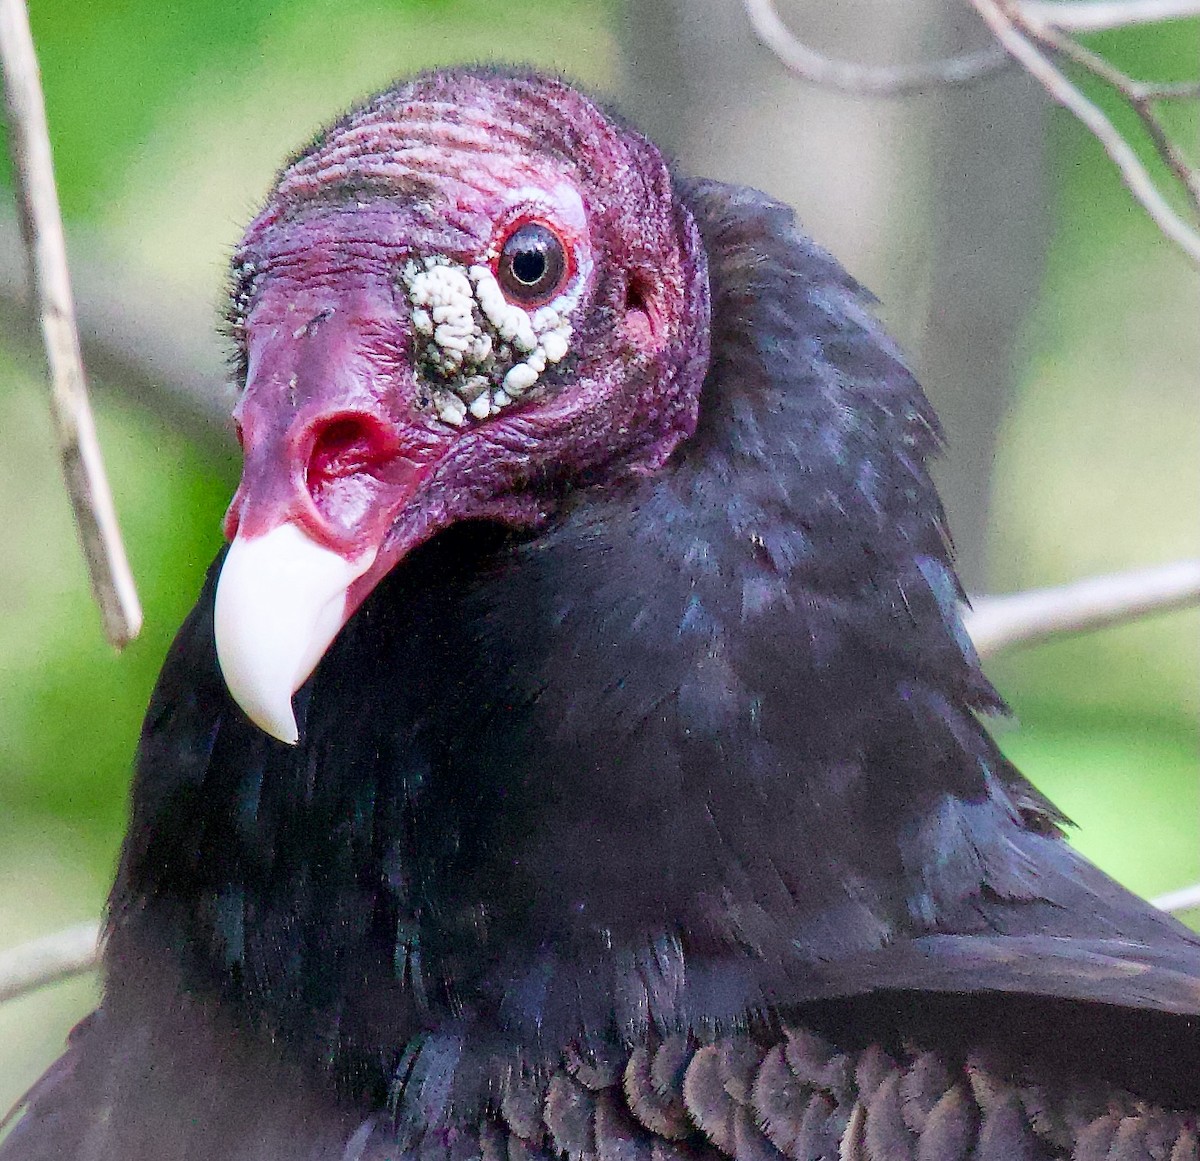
(225, 70), (711, 622)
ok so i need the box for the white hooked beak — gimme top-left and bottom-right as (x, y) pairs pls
(214, 523), (376, 744)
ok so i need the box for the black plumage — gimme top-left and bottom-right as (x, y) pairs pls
(4, 69), (1200, 1161)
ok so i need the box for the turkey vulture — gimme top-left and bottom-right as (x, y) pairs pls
(5, 67), (1200, 1161)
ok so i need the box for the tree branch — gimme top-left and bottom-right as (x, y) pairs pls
(967, 0), (1200, 268)
(741, 0), (1012, 95)
(0, 0), (141, 647)
(1018, 13), (1200, 212)
(743, 0), (1200, 265)
(965, 560), (1200, 657)
(1152, 883), (1200, 914)
(0, 922), (100, 1005)
(1021, 0), (1200, 32)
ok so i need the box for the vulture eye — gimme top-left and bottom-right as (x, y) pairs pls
(496, 222), (567, 304)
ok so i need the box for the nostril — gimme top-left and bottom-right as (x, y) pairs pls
(624, 271), (660, 349)
(306, 414), (395, 498)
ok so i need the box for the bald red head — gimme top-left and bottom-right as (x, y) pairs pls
(216, 69), (711, 741)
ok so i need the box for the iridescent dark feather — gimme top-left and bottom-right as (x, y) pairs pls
(4, 69), (1200, 1161)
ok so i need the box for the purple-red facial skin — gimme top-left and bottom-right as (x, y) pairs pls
(225, 71), (712, 620)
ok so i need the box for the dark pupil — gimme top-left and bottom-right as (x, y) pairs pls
(512, 247), (547, 285)
(499, 223), (564, 301)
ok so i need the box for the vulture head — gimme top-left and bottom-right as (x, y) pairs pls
(217, 69), (710, 742)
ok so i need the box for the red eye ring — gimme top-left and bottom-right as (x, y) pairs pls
(494, 221), (570, 305)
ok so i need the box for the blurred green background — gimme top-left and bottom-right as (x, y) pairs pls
(0, 0), (1196, 1113)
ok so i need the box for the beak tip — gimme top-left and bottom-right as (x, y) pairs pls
(243, 697), (301, 747)
(213, 523), (376, 746)
(214, 621), (303, 745)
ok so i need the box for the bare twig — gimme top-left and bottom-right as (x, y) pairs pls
(1153, 883), (1200, 914)
(742, 0), (1012, 95)
(0, 922), (100, 1005)
(968, 0), (1200, 268)
(1022, 17), (1200, 212)
(1137, 80), (1200, 100)
(744, 0), (1200, 94)
(1129, 93), (1200, 211)
(743, 0), (1200, 263)
(1021, 0), (1200, 32)
(0, 0), (142, 647)
(966, 560), (1200, 657)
